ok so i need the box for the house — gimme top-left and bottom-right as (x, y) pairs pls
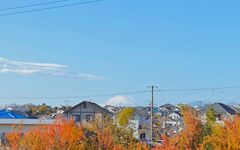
(5, 103), (33, 114)
(157, 104), (183, 127)
(163, 124), (184, 137)
(127, 107), (151, 142)
(64, 101), (111, 124)
(156, 105), (183, 138)
(200, 102), (237, 124)
(159, 103), (180, 112)
(0, 109), (54, 144)
(158, 104), (181, 118)
(229, 105), (240, 114)
(168, 111), (182, 120)
(0, 119), (54, 145)
(104, 105), (121, 114)
(156, 116), (183, 138)
(0, 109), (29, 119)
(146, 106), (159, 115)
(159, 116), (182, 128)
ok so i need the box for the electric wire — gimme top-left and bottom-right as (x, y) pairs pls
(0, 0), (103, 17)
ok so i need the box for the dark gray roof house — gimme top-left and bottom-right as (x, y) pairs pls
(200, 103), (237, 123)
(205, 103), (236, 116)
(159, 103), (179, 111)
(64, 101), (111, 123)
(134, 107), (149, 116)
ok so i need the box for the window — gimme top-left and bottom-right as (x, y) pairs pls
(86, 115), (93, 122)
(73, 115), (80, 122)
(217, 114), (222, 121)
(82, 103), (87, 109)
(140, 133), (146, 140)
(1, 133), (6, 144)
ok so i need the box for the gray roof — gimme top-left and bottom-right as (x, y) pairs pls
(168, 111), (182, 117)
(133, 107), (149, 118)
(159, 103), (177, 110)
(205, 103), (236, 115)
(64, 101), (111, 114)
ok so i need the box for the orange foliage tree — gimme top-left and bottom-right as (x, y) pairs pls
(153, 134), (178, 150)
(200, 116), (240, 150)
(177, 106), (202, 149)
(5, 125), (22, 150)
(7, 106), (240, 150)
(5, 118), (150, 150)
(85, 119), (141, 150)
(6, 118), (84, 150)
(158, 105), (203, 150)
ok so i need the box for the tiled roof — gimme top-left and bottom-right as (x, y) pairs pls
(206, 103), (236, 115)
(64, 101), (111, 114)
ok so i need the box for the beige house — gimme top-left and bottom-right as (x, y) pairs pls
(64, 101), (111, 124)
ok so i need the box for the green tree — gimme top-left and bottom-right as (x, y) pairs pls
(206, 108), (216, 123)
(117, 108), (135, 127)
(202, 108), (217, 136)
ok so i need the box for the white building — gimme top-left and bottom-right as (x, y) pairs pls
(127, 108), (151, 142)
(0, 119), (54, 144)
(168, 112), (182, 120)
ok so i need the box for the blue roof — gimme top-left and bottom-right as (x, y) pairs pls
(0, 109), (29, 119)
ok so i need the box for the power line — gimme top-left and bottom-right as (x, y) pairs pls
(0, 90), (149, 99)
(0, 0), (103, 17)
(1, 85), (240, 100)
(0, 0), (71, 12)
(156, 85), (240, 92)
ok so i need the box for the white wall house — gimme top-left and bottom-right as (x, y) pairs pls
(168, 112), (182, 120)
(166, 118), (182, 126)
(127, 108), (151, 142)
(0, 119), (54, 144)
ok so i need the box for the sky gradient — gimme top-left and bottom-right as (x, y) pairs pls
(0, 0), (240, 106)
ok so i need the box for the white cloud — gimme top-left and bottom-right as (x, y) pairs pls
(0, 57), (102, 80)
(105, 95), (136, 107)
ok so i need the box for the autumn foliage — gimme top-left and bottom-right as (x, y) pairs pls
(157, 105), (240, 150)
(157, 105), (203, 150)
(199, 116), (240, 150)
(6, 119), (84, 150)
(5, 107), (240, 150)
(5, 125), (22, 150)
(5, 118), (148, 150)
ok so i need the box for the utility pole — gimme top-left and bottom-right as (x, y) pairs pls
(148, 85), (158, 144)
(64, 100), (69, 107)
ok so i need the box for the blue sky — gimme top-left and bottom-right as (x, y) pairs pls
(0, 0), (240, 106)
